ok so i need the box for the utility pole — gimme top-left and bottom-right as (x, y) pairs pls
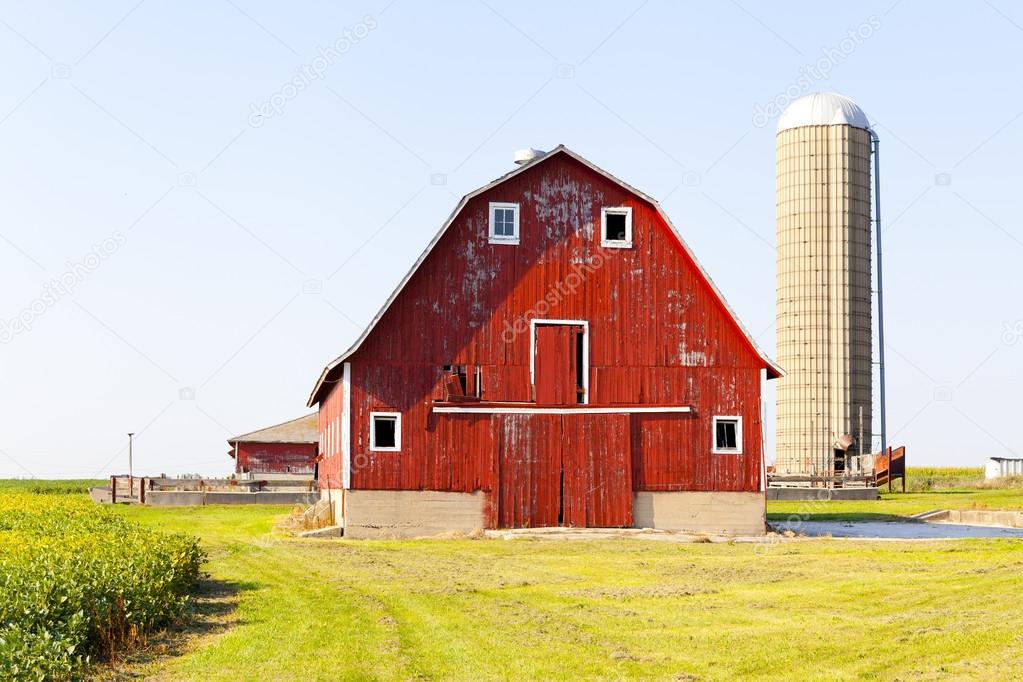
(127, 432), (134, 494)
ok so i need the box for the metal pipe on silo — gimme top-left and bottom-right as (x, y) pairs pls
(870, 130), (887, 457)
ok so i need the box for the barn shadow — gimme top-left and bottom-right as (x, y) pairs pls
(98, 577), (258, 679)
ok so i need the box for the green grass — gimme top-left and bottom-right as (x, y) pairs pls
(7, 476), (1022, 680)
(0, 478), (105, 495)
(107, 500), (1023, 680)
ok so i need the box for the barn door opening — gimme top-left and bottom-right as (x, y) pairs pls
(533, 322), (587, 405)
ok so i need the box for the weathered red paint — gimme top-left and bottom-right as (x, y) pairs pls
(235, 442), (317, 475)
(314, 150), (773, 528)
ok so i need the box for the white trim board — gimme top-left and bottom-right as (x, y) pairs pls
(433, 405), (691, 415)
(341, 362), (352, 488)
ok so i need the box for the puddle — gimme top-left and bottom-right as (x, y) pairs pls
(794, 521), (1023, 540)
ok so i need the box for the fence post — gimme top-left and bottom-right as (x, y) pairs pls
(888, 447), (893, 493)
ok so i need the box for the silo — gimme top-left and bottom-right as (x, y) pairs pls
(775, 93), (874, 481)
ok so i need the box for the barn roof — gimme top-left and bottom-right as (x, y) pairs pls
(308, 145), (782, 406)
(228, 412), (318, 445)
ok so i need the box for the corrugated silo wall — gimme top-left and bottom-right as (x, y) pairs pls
(775, 124), (872, 477)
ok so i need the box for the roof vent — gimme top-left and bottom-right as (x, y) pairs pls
(513, 148), (545, 165)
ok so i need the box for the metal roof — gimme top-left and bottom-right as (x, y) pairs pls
(777, 92), (870, 133)
(228, 412), (318, 444)
(308, 145), (782, 406)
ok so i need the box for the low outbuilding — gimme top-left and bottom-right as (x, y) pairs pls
(986, 457), (1023, 480)
(228, 413), (318, 475)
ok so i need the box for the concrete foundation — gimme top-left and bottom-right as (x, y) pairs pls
(915, 509), (1023, 529)
(632, 491), (766, 536)
(766, 487), (879, 501)
(331, 489), (766, 538)
(145, 490), (318, 506)
(341, 489), (487, 539)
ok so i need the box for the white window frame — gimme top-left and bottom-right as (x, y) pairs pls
(712, 415), (743, 455)
(529, 319), (589, 405)
(489, 202), (520, 244)
(369, 411), (402, 452)
(600, 207), (633, 248)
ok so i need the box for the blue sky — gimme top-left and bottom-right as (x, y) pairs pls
(1, 0), (1020, 477)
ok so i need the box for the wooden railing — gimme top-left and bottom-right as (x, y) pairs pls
(873, 446), (906, 492)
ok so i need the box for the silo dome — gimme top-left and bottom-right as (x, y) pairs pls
(777, 92), (870, 133)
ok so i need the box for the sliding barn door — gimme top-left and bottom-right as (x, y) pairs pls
(497, 414), (562, 528)
(562, 414), (633, 527)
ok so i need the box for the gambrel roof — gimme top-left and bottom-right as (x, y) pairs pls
(309, 146), (781, 406)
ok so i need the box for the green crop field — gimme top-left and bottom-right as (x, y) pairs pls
(3, 474), (1022, 680)
(0, 490), (203, 680)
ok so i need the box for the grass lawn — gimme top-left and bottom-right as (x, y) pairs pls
(108, 500), (1023, 681)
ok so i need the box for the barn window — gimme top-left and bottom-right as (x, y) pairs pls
(712, 416), (742, 454)
(601, 207), (632, 248)
(370, 412), (401, 451)
(443, 364), (483, 399)
(489, 202), (520, 244)
(443, 364), (468, 395)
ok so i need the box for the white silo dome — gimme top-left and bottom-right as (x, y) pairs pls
(777, 93), (870, 133)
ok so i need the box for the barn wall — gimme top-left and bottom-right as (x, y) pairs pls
(318, 378), (346, 489)
(236, 442), (317, 474)
(341, 154), (765, 499)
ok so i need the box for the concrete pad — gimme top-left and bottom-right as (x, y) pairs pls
(767, 487), (880, 501)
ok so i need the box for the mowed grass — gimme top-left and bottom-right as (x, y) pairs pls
(110, 500), (1023, 681)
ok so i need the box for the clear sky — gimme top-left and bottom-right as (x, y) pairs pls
(1, 0), (1020, 478)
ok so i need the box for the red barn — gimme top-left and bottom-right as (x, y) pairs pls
(309, 146), (780, 538)
(228, 413), (318, 475)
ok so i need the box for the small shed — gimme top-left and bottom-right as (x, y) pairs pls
(228, 413), (318, 475)
(986, 457), (1023, 480)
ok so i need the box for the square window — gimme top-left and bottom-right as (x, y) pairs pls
(712, 416), (742, 454)
(370, 412), (401, 451)
(489, 202), (520, 244)
(601, 207), (633, 247)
